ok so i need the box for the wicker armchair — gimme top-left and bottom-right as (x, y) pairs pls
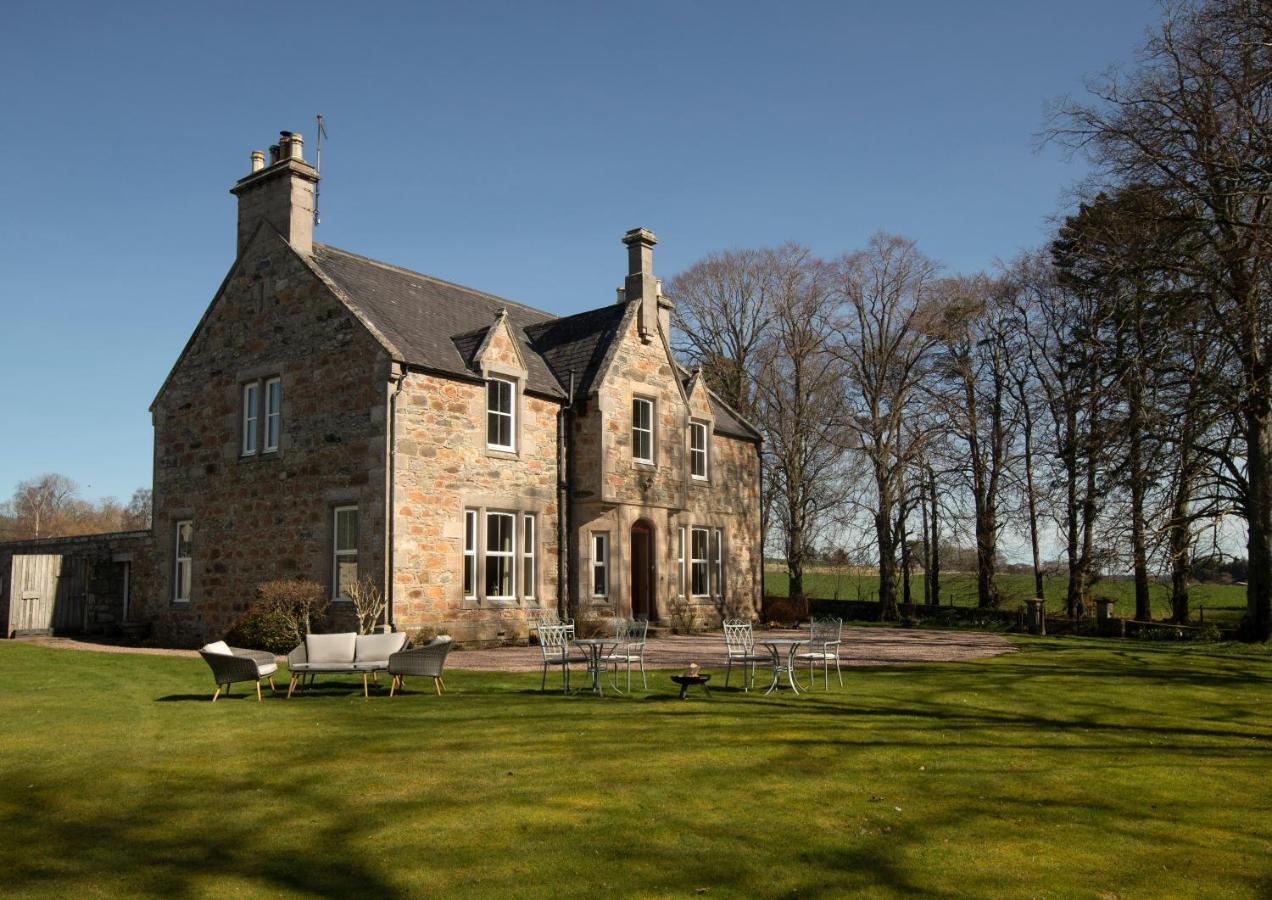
(198, 641), (278, 702)
(387, 637), (454, 696)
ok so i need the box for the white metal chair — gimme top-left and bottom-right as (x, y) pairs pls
(796, 617), (844, 688)
(538, 623), (588, 692)
(530, 609), (574, 643)
(606, 618), (648, 692)
(722, 620), (771, 691)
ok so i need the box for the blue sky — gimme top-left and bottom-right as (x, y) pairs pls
(0, 0), (1159, 505)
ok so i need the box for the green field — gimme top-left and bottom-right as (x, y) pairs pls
(2, 639), (1270, 897)
(765, 567), (1247, 622)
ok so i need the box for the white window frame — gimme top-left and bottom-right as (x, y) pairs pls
(264, 377), (281, 453)
(522, 514), (536, 601)
(485, 511), (516, 600)
(712, 528), (724, 598)
(632, 397), (654, 465)
(689, 421), (709, 480)
(332, 506), (359, 600)
(677, 526), (686, 599)
(691, 527), (709, 597)
(486, 377), (516, 452)
(591, 532), (609, 598)
(242, 383), (260, 456)
(463, 509), (478, 600)
(174, 520), (193, 603)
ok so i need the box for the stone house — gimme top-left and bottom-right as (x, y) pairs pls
(4, 130), (762, 646)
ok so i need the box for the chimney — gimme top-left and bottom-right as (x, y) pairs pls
(623, 228), (671, 345)
(230, 130), (320, 257)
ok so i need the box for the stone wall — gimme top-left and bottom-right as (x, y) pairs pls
(0, 531), (156, 637)
(146, 229), (390, 647)
(391, 368), (561, 644)
(571, 302), (761, 624)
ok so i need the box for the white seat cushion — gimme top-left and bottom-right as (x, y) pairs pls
(257, 662), (278, 677)
(202, 640), (233, 656)
(354, 632), (408, 664)
(305, 632), (357, 665)
(796, 652), (837, 661)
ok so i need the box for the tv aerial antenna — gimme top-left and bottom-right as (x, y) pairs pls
(314, 114), (328, 226)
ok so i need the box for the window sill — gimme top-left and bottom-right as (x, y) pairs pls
(485, 447), (519, 460)
(633, 460), (656, 469)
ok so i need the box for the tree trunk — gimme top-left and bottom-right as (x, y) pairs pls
(927, 465), (940, 606)
(1064, 407), (1082, 619)
(876, 484), (898, 620)
(1021, 399), (1044, 601)
(919, 472), (931, 606)
(1245, 402), (1272, 641)
(1128, 397), (1151, 622)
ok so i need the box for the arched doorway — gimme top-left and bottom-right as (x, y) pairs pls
(630, 520), (656, 620)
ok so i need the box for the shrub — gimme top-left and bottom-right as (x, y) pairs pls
(344, 577), (386, 635)
(666, 594), (700, 634)
(226, 607), (295, 655)
(255, 578), (329, 647)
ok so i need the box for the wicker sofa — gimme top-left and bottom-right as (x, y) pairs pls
(198, 641), (279, 702)
(286, 632), (409, 698)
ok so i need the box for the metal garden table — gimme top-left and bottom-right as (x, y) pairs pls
(757, 638), (808, 695)
(571, 638), (621, 697)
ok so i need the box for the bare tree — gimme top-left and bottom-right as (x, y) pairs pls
(1051, 0), (1272, 639)
(7, 474), (80, 539)
(754, 252), (855, 603)
(929, 274), (1018, 609)
(122, 487), (153, 531)
(831, 234), (944, 619)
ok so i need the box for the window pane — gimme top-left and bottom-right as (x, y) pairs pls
(487, 514), (512, 553)
(522, 515), (535, 598)
(337, 558), (358, 597)
(265, 380), (281, 450)
(178, 560), (191, 601)
(243, 384), (258, 453)
(486, 556), (511, 597)
(464, 556), (474, 597)
(465, 511), (476, 552)
(176, 521), (193, 557)
(335, 508), (358, 551)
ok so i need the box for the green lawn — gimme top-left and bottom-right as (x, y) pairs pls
(1, 639), (1270, 898)
(765, 568), (1248, 623)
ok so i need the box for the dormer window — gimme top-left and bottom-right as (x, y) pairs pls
(486, 377), (515, 452)
(689, 420), (709, 480)
(632, 397), (654, 464)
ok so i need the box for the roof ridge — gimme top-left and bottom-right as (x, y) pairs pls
(313, 242), (557, 321)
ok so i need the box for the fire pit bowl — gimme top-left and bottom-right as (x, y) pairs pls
(670, 673), (712, 700)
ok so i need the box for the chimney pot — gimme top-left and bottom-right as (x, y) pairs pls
(232, 129), (319, 258)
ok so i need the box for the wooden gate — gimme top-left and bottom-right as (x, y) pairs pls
(8, 555), (88, 636)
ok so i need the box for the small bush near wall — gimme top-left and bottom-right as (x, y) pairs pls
(226, 578), (330, 652)
(666, 595), (701, 634)
(226, 608), (296, 654)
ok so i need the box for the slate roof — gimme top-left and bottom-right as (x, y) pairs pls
(310, 244), (564, 397)
(524, 304), (629, 398)
(308, 242), (760, 442)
